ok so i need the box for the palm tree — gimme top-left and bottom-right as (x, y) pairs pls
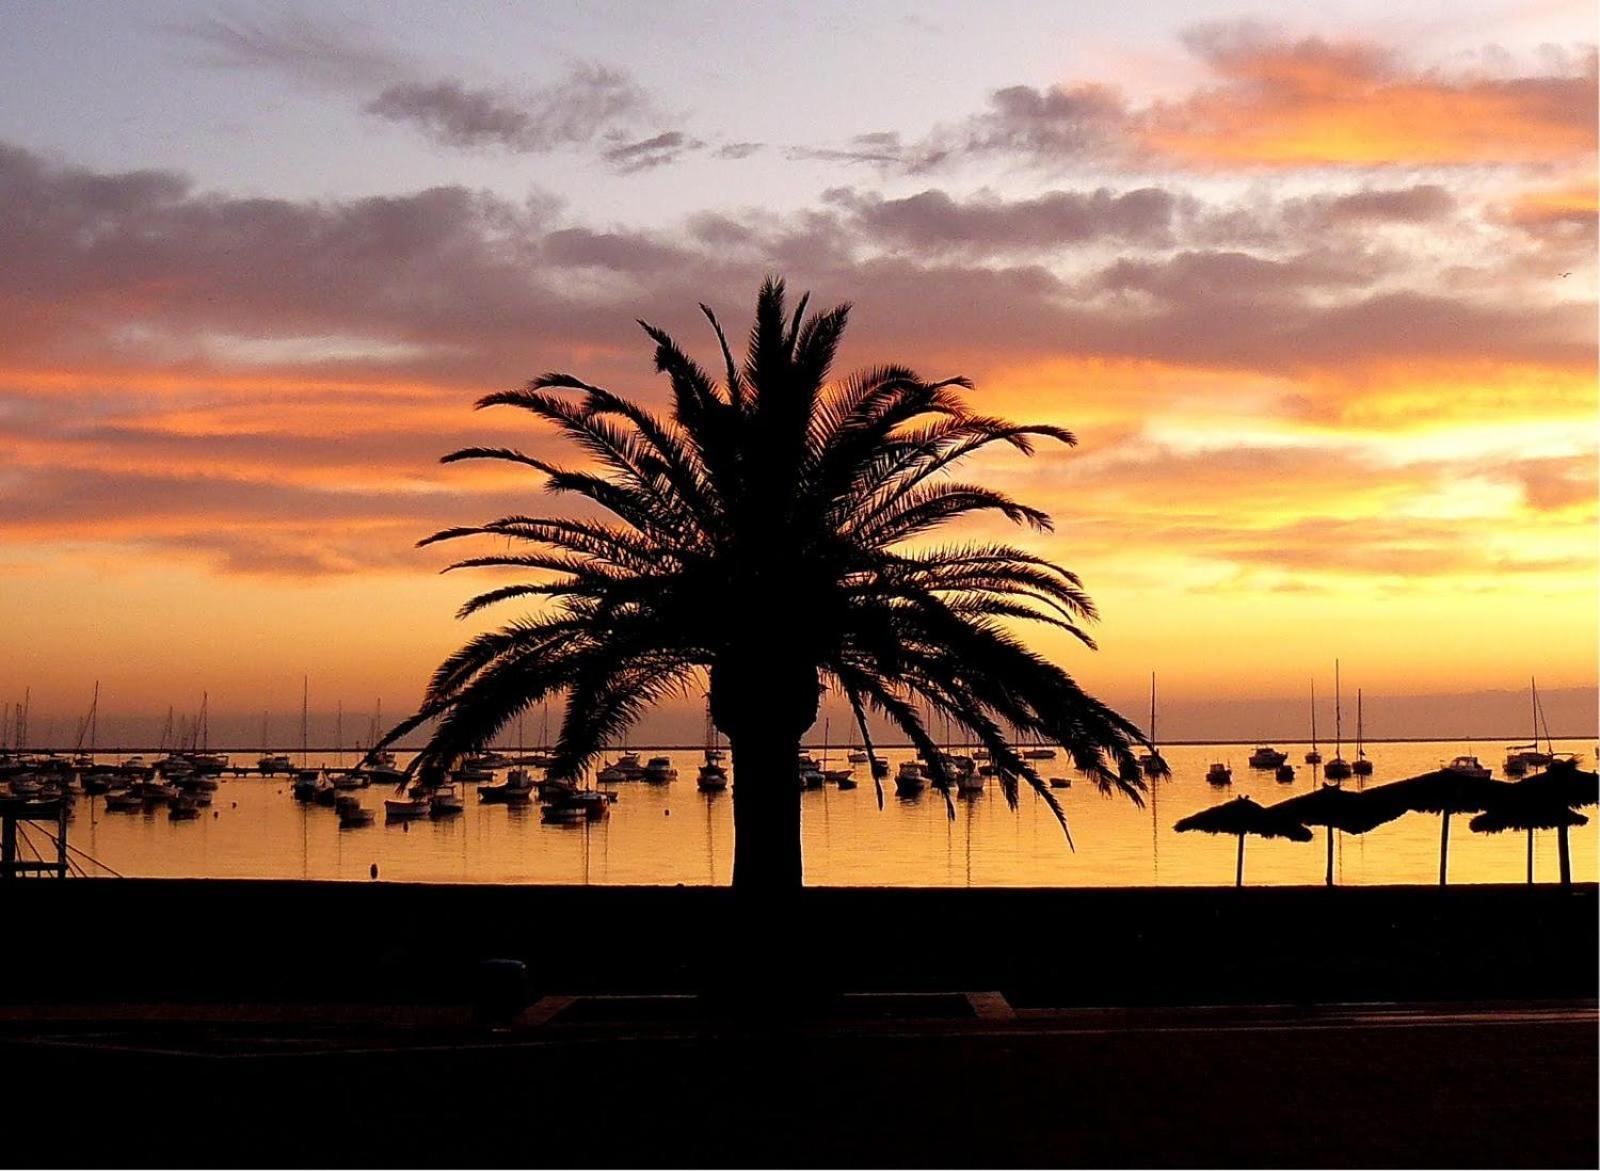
(379, 278), (1152, 892)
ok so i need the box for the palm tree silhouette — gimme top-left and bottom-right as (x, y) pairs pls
(382, 278), (1151, 891)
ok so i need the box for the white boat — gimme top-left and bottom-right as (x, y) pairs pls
(258, 752), (294, 774)
(696, 761), (728, 791)
(644, 756), (677, 783)
(1445, 755), (1491, 780)
(1205, 762), (1232, 785)
(384, 795), (430, 819)
(483, 770), (537, 803)
(430, 786), (465, 817)
(596, 752), (644, 783)
(1248, 746), (1288, 769)
(893, 761), (927, 796)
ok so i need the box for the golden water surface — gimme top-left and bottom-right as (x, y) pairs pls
(54, 740), (1598, 886)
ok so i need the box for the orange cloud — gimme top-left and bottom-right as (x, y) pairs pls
(1142, 31), (1598, 167)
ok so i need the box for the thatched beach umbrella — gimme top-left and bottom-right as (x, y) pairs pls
(1175, 795), (1312, 887)
(1362, 769), (1501, 886)
(1477, 761), (1598, 885)
(1272, 784), (1403, 886)
(1470, 791), (1589, 885)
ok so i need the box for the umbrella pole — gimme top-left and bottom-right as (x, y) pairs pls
(1438, 810), (1450, 887)
(1235, 833), (1244, 888)
(1325, 825), (1334, 887)
(1558, 824), (1572, 887)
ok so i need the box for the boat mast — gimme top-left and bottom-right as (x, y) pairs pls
(200, 692), (208, 753)
(1356, 689), (1364, 760)
(300, 676), (308, 769)
(336, 700), (343, 769)
(1149, 672), (1157, 748)
(1310, 680), (1317, 754)
(1334, 660), (1343, 758)
(1534, 677), (1555, 756)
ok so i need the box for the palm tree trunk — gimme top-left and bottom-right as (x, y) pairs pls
(729, 726), (803, 892)
(1558, 823), (1572, 887)
(1325, 825), (1334, 887)
(1438, 810), (1450, 887)
(1235, 834), (1245, 887)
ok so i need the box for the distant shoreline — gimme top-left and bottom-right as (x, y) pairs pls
(19, 733), (1596, 754)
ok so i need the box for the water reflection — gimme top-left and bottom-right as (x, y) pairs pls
(57, 741), (1598, 887)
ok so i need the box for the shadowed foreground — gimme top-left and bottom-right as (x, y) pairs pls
(1, 999), (1593, 1167)
(2, 883), (1594, 1166)
(3, 880), (1593, 1004)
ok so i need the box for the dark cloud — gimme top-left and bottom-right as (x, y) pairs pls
(366, 66), (648, 155)
(822, 186), (1177, 253)
(600, 130), (706, 173)
(542, 226), (692, 273)
(1093, 248), (1385, 301)
(1313, 186), (1457, 225)
(0, 142), (1591, 395)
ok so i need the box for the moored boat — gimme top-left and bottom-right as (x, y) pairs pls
(1322, 660), (1352, 780)
(893, 761), (927, 796)
(1248, 746), (1288, 769)
(1351, 695), (1374, 776)
(1205, 762), (1232, 785)
(384, 794), (430, 819)
(429, 786), (465, 817)
(1445, 755), (1491, 780)
(596, 752), (644, 783)
(644, 756), (677, 784)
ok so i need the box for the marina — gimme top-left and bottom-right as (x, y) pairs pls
(9, 738), (1593, 887)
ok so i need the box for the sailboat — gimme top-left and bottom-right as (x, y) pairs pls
(1503, 678), (1556, 776)
(291, 676), (326, 801)
(258, 711), (294, 774)
(1138, 673), (1163, 777)
(697, 698), (729, 791)
(1304, 680), (1322, 764)
(846, 714), (869, 764)
(1351, 689), (1373, 776)
(1322, 661), (1352, 780)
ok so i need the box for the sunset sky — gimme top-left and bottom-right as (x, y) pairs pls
(1, 1), (1595, 742)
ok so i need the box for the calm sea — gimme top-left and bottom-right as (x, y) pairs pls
(54, 740), (1597, 887)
